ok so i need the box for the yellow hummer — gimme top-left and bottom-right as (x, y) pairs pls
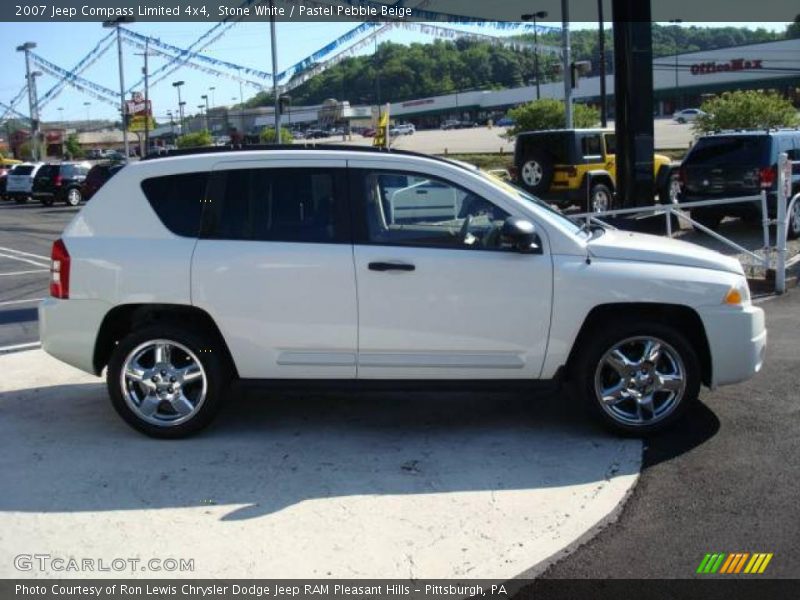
(513, 128), (679, 212)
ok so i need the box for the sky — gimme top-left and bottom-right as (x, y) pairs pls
(0, 20), (791, 124)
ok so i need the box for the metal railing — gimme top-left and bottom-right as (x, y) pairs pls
(571, 153), (798, 294)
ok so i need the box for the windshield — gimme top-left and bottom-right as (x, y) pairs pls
(472, 169), (584, 234)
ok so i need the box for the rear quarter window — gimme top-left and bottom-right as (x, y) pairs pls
(140, 172), (208, 237)
(685, 136), (770, 166)
(12, 166), (34, 176)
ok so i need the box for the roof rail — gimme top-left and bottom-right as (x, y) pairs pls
(140, 143), (471, 171)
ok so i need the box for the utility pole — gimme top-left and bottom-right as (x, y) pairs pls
(103, 16), (134, 160)
(598, 0), (608, 127)
(172, 80), (185, 134)
(669, 19), (683, 112)
(521, 11), (548, 100)
(135, 38), (155, 154)
(16, 42), (38, 161)
(201, 94), (210, 131)
(562, 0), (573, 128)
(269, 0), (281, 143)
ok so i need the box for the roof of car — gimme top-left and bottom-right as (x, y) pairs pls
(702, 129), (800, 138)
(516, 128), (614, 136)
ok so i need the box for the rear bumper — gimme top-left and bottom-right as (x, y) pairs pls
(39, 297), (109, 376)
(697, 304), (767, 388)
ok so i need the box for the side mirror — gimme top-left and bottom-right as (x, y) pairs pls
(501, 217), (541, 254)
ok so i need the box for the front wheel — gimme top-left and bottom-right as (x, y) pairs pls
(572, 319), (700, 435)
(588, 183), (613, 213)
(107, 325), (230, 438)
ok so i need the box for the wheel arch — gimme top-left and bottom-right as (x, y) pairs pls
(93, 303), (238, 378)
(565, 302), (712, 387)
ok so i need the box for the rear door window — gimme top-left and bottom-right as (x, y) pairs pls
(140, 172), (208, 237)
(208, 168), (348, 244)
(12, 165), (34, 176)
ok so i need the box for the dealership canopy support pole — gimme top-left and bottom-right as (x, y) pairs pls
(598, 0), (608, 128)
(143, 38), (149, 154)
(115, 24), (129, 159)
(270, 1), (281, 144)
(561, 0), (573, 128)
(611, 0), (655, 207)
(16, 42), (38, 161)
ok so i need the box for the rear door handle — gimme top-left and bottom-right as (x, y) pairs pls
(368, 262), (415, 272)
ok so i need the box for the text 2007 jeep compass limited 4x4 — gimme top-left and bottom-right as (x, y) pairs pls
(39, 146), (766, 438)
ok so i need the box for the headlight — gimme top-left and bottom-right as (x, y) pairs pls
(723, 280), (751, 306)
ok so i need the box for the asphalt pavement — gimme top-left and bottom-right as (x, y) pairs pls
(0, 199), (75, 349)
(515, 291), (800, 587)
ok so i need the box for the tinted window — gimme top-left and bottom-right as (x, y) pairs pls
(581, 135), (603, 158)
(60, 165), (76, 177)
(36, 164), (58, 179)
(12, 166), (34, 176)
(686, 136), (770, 166)
(211, 168), (343, 243)
(141, 172), (208, 237)
(604, 134), (617, 155)
(360, 170), (510, 250)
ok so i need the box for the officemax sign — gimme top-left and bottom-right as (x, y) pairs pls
(690, 59), (764, 75)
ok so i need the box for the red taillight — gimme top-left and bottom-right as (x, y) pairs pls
(54, 174), (63, 187)
(50, 239), (70, 299)
(759, 166), (776, 189)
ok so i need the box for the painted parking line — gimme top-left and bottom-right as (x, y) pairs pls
(0, 270), (49, 277)
(0, 298), (43, 307)
(0, 252), (50, 269)
(0, 246), (50, 261)
(0, 341), (41, 355)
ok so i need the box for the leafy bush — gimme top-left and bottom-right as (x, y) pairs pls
(507, 99), (599, 136)
(64, 133), (84, 158)
(694, 91), (799, 133)
(176, 130), (213, 148)
(259, 127), (295, 144)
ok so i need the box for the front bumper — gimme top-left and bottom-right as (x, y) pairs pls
(697, 304), (767, 388)
(39, 297), (109, 376)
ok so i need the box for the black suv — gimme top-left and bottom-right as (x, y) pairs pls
(680, 130), (800, 237)
(32, 162), (90, 206)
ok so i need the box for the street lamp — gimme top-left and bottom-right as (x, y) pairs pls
(201, 94), (210, 131)
(57, 107), (64, 124)
(209, 86), (216, 108)
(83, 101), (91, 128)
(172, 80), (185, 132)
(521, 10), (548, 100)
(669, 19), (683, 112)
(16, 42), (39, 161)
(197, 104), (205, 133)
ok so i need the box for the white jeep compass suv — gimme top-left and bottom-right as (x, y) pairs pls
(39, 146), (766, 438)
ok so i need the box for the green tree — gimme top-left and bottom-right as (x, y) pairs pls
(64, 133), (83, 158)
(507, 99), (600, 135)
(787, 16), (800, 39)
(259, 127), (295, 144)
(176, 130), (213, 148)
(694, 90), (799, 133)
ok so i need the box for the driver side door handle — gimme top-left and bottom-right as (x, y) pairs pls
(368, 262), (415, 272)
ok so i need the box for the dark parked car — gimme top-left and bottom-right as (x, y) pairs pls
(81, 163), (124, 200)
(32, 162), (91, 206)
(681, 130), (800, 237)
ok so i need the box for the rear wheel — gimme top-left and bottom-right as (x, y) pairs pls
(65, 188), (82, 206)
(14, 195), (28, 204)
(40, 196), (54, 207)
(787, 198), (800, 240)
(572, 319), (700, 435)
(107, 325), (230, 438)
(518, 151), (553, 195)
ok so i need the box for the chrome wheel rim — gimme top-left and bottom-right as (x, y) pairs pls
(67, 189), (80, 205)
(120, 339), (207, 427)
(594, 336), (686, 427)
(521, 160), (543, 187)
(591, 189), (610, 213)
(669, 177), (681, 204)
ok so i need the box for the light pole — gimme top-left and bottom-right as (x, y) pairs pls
(167, 110), (175, 140)
(83, 101), (91, 128)
(103, 16), (134, 160)
(521, 10), (548, 100)
(178, 101), (186, 135)
(30, 71), (42, 159)
(16, 42), (39, 161)
(598, 0), (608, 127)
(172, 80), (185, 132)
(561, 0), (573, 129)
(669, 19), (683, 112)
(197, 105), (205, 133)
(57, 106), (64, 125)
(209, 86), (216, 108)
(201, 94), (210, 131)
(269, 0), (281, 143)
(135, 39), (156, 154)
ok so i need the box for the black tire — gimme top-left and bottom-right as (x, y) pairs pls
(571, 318), (701, 436)
(691, 208), (723, 232)
(659, 170), (681, 205)
(588, 183), (614, 213)
(107, 324), (231, 438)
(518, 151), (553, 195)
(14, 196), (28, 204)
(40, 196), (54, 207)
(65, 187), (82, 206)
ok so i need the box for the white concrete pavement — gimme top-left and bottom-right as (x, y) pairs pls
(0, 349), (641, 579)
